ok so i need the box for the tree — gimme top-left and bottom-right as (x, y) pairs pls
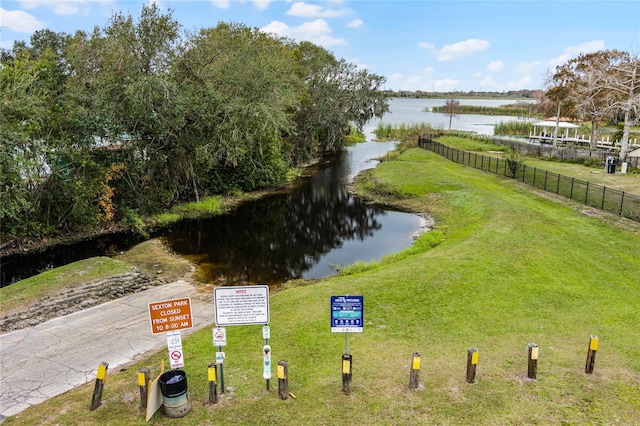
(547, 49), (639, 159)
(291, 42), (388, 163)
(597, 52), (639, 163)
(441, 99), (460, 130)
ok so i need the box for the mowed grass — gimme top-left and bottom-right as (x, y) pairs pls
(5, 149), (640, 425)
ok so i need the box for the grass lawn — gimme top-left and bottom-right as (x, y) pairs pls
(4, 148), (640, 425)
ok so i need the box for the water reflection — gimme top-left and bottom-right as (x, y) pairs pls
(164, 141), (424, 285)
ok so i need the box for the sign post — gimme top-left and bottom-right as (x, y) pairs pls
(212, 327), (227, 393)
(331, 295), (363, 395)
(213, 285), (271, 392)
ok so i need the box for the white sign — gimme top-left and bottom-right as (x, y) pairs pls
(213, 327), (227, 346)
(262, 325), (270, 339)
(216, 352), (226, 364)
(166, 331), (184, 368)
(214, 285), (270, 326)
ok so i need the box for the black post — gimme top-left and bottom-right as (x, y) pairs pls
(90, 362), (109, 410)
(409, 352), (421, 390)
(218, 346), (225, 393)
(585, 335), (598, 374)
(208, 363), (218, 403)
(138, 368), (149, 409)
(342, 354), (353, 394)
(278, 360), (289, 400)
(527, 343), (538, 380)
(466, 347), (478, 383)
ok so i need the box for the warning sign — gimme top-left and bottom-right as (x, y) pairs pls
(167, 331), (184, 368)
(148, 297), (193, 334)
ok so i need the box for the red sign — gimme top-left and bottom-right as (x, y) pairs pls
(148, 297), (193, 334)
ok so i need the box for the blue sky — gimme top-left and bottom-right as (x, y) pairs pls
(1, 1), (639, 92)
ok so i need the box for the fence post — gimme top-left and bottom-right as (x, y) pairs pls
(544, 170), (548, 191)
(619, 191), (625, 216)
(585, 182), (590, 205)
(570, 177), (575, 200)
(585, 336), (598, 374)
(90, 361), (109, 410)
(601, 187), (606, 210)
(278, 360), (289, 400)
(409, 352), (421, 390)
(138, 368), (149, 409)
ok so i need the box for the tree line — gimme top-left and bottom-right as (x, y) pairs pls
(0, 4), (389, 243)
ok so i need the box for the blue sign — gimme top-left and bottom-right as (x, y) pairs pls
(331, 296), (364, 333)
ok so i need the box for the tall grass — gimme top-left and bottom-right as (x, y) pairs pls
(494, 120), (533, 136)
(430, 103), (539, 117)
(374, 122), (436, 140)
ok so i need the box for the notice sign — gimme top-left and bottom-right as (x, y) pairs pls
(331, 295), (364, 333)
(214, 285), (270, 326)
(148, 297), (193, 334)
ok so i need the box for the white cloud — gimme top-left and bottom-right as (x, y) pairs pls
(479, 76), (499, 89)
(211, 0), (230, 9)
(480, 75), (532, 90)
(506, 76), (532, 89)
(515, 60), (540, 74)
(418, 41), (434, 49)
(390, 72), (403, 81)
(438, 39), (490, 61)
(407, 75), (424, 85)
(0, 7), (44, 32)
(487, 60), (504, 71)
(253, 0), (273, 10)
(17, 0), (115, 16)
(549, 40), (605, 68)
(433, 78), (460, 91)
(261, 19), (346, 47)
(287, 2), (346, 18)
(347, 19), (363, 29)
(424, 66), (434, 74)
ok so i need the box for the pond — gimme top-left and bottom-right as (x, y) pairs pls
(162, 140), (427, 285)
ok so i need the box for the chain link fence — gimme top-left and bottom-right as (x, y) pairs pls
(418, 137), (640, 222)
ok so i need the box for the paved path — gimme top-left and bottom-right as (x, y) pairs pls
(0, 281), (215, 419)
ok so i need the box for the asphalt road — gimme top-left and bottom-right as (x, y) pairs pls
(0, 280), (215, 419)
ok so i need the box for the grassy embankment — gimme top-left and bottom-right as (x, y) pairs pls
(4, 138), (640, 425)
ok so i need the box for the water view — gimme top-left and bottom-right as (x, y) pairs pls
(162, 140), (426, 285)
(2, 98), (522, 286)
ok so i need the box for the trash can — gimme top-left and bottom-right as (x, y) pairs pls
(159, 369), (191, 418)
(605, 156), (616, 173)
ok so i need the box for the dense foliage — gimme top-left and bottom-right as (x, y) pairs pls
(0, 5), (389, 241)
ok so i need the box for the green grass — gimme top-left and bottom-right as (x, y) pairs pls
(5, 148), (640, 425)
(0, 257), (131, 313)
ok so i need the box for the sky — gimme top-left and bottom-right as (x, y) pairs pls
(1, 0), (639, 92)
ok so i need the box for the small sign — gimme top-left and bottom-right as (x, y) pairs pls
(214, 285), (270, 326)
(166, 331), (184, 369)
(262, 325), (271, 339)
(149, 297), (193, 334)
(216, 352), (226, 364)
(213, 327), (227, 346)
(331, 296), (364, 333)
